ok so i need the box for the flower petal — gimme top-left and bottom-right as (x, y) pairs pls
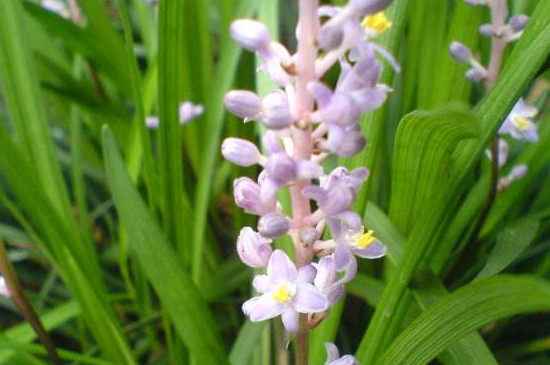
(292, 283), (329, 313)
(267, 250), (297, 281)
(354, 241), (387, 259)
(252, 275), (273, 293)
(331, 355), (359, 365)
(324, 343), (340, 364)
(281, 308), (299, 333)
(297, 264), (317, 283)
(243, 294), (284, 322)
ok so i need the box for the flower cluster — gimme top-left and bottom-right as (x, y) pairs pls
(450, 0), (537, 191)
(223, 0), (394, 335)
(449, 1), (528, 83)
(145, 101), (204, 129)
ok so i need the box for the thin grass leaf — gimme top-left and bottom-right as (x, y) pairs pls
(102, 126), (229, 365)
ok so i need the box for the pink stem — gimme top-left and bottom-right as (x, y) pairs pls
(485, 0), (508, 92)
(291, 0), (319, 268)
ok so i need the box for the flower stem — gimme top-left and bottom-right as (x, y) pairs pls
(292, 1), (319, 363)
(0, 235), (65, 365)
(296, 314), (309, 365)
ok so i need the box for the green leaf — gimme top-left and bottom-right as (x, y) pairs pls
(102, 127), (229, 365)
(477, 219), (540, 279)
(375, 275), (550, 365)
(229, 322), (266, 365)
(388, 105), (479, 234)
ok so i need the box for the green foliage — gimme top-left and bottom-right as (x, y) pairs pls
(0, 0), (549, 364)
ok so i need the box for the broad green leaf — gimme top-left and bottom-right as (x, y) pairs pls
(388, 106), (479, 234)
(477, 219), (540, 278)
(375, 276), (550, 365)
(102, 127), (229, 365)
(364, 203), (499, 365)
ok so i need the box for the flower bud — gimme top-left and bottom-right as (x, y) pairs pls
(449, 42), (472, 63)
(266, 153), (297, 184)
(479, 24), (493, 37)
(234, 177), (274, 215)
(145, 116), (159, 129)
(320, 186), (354, 215)
(465, 67), (486, 83)
(261, 91), (293, 129)
(224, 90), (262, 119)
(509, 14), (529, 32)
(179, 102), (204, 124)
(509, 164), (528, 180)
(221, 138), (261, 166)
(328, 127), (366, 157)
(236, 227), (273, 268)
(258, 212), (290, 238)
(464, 0), (487, 5)
(318, 24), (344, 51)
(350, 0), (393, 14)
(230, 19), (271, 52)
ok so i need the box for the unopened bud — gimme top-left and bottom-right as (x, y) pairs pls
(179, 102), (203, 124)
(479, 24), (493, 37)
(261, 91), (293, 129)
(449, 42), (472, 63)
(234, 177), (274, 215)
(509, 14), (529, 32)
(230, 19), (271, 52)
(465, 67), (487, 83)
(266, 153), (297, 184)
(236, 227), (273, 268)
(225, 90), (262, 119)
(258, 212), (290, 238)
(221, 138), (261, 166)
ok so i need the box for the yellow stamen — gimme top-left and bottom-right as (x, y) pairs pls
(273, 284), (292, 303)
(362, 12), (393, 37)
(356, 230), (377, 249)
(513, 116), (530, 131)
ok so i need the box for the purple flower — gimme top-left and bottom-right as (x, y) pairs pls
(499, 99), (538, 142)
(242, 250), (329, 333)
(179, 102), (204, 124)
(314, 255), (344, 305)
(221, 138), (263, 166)
(233, 177), (278, 216)
(449, 42), (472, 63)
(258, 212), (290, 239)
(145, 101), (203, 129)
(324, 343), (359, 365)
(237, 227), (273, 268)
(224, 90), (263, 119)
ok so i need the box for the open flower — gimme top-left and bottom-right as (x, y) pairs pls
(499, 99), (538, 142)
(242, 250), (329, 333)
(324, 343), (359, 365)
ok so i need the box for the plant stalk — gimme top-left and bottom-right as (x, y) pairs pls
(0, 235), (65, 365)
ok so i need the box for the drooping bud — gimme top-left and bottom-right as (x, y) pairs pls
(221, 138), (261, 166)
(230, 19), (271, 52)
(261, 91), (293, 129)
(509, 14), (529, 32)
(449, 42), (472, 63)
(236, 227), (273, 268)
(258, 212), (290, 238)
(224, 90), (262, 119)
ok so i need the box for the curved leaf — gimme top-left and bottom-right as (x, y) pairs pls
(376, 275), (550, 365)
